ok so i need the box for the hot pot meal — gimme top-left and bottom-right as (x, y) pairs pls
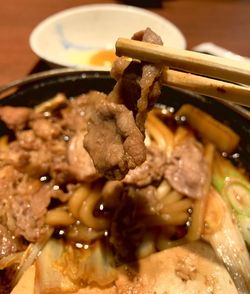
(0, 29), (250, 294)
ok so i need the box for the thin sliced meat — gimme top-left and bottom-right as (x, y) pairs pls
(165, 137), (209, 199)
(5, 141), (51, 178)
(132, 28), (163, 132)
(30, 118), (61, 140)
(0, 106), (32, 131)
(61, 91), (107, 133)
(85, 28), (163, 180)
(68, 132), (98, 182)
(16, 130), (42, 151)
(84, 101), (146, 180)
(123, 146), (167, 187)
(0, 224), (18, 258)
(7, 181), (51, 242)
(0, 166), (51, 243)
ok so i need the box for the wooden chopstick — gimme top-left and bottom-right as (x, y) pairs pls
(115, 38), (250, 106)
(163, 68), (250, 107)
(116, 38), (250, 86)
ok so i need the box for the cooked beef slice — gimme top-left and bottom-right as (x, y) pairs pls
(8, 183), (51, 242)
(0, 106), (32, 131)
(60, 91), (106, 133)
(30, 118), (61, 140)
(0, 224), (18, 258)
(110, 28), (163, 133)
(84, 99), (146, 180)
(123, 145), (167, 187)
(0, 166), (51, 242)
(165, 138), (209, 199)
(68, 131), (98, 181)
(85, 28), (163, 180)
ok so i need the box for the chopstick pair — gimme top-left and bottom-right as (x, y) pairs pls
(115, 38), (250, 107)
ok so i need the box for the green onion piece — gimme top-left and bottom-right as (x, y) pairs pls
(237, 215), (250, 248)
(223, 180), (250, 216)
(212, 154), (248, 193)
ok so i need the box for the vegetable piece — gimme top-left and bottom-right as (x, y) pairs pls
(34, 93), (68, 113)
(237, 215), (250, 248)
(213, 153), (250, 213)
(35, 239), (79, 293)
(136, 233), (155, 259)
(186, 143), (214, 241)
(223, 180), (250, 216)
(0, 135), (8, 151)
(56, 241), (117, 288)
(0, 252), (24, 270)
(13, 228), (53, 288)
(213, 153), (249, 193)
(212, 152), (250, 251)
(203, 188), (250, 294)
(11, 265), (35, 294)
(176, 104), (240, 154)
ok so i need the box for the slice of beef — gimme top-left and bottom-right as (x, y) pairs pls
(0, 224), (18, 258)
(30, 118), (61, 140)
(60, 98), (88, 133)
(110, 28), (163, 133)
(4, 140), (51, 178)
(16, 130), (42, 151)
(84, 28), (163, 180)
(132, 27), (163, 44)
(0, 165), (51, 243)
(123, 145), (167, 187)
(6, 180), (51, 242)
(0, 106), (32, 131)
(84, 100), (146, 180)
(165, 137), (209, 199)
(68, 132), (98, 182)
(132, 28), (163, 132)
(0, 142), (30, 171)
(49, 139), (72, 184)
(110, 57), (131, 81)
(60, 91), (106, 133)
(109, 185), (159, 262)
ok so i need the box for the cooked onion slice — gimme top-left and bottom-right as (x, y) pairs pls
(12, 228), (53, 287)
(0, 251), (24, 270)
(35, 238), (79, 293)
(35, 239), (117, 293)
(203, 188), (250, 293)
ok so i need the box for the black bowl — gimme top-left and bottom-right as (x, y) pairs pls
(0, 69), (249, 170)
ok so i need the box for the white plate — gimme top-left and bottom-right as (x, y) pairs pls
(29, 4), (186, 70)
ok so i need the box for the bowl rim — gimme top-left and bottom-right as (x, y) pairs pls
(29, 3), (187, 69)
(0, 68), (249, 121)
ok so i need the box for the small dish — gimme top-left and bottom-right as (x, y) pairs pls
(29, 4), (186, 70)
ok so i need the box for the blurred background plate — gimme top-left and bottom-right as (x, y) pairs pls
(29, 4), (186, 70)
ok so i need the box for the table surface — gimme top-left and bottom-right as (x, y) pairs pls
(1, 0), (250, 86)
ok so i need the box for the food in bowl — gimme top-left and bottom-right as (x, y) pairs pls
(2, 86), (249, 294)
(0, 29), (250, 294)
